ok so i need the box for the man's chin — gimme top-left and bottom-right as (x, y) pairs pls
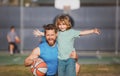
(47, 40), (56, 46)
(49, 43), (54, 46)
(48, 42), (54, 46)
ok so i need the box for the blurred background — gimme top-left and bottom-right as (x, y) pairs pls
(0, 0), (120, 76)
(0, 0), (120, 54)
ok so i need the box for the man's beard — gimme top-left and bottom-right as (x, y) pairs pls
(46, 39), (56, 46)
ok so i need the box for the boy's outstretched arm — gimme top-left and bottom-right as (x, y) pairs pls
(80, 28), (100, 36)
(33, 29), (44, 37)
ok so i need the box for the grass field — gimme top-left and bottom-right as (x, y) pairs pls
(0, 64), (120, 76)
(0, 52), (120, 76)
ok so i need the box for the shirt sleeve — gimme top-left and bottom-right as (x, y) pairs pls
(72, 29), (80, 38)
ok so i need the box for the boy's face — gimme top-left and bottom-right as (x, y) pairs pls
(11, 28), (15, 32)
(58, 23), (67, 31)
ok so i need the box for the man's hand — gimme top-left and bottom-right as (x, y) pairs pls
(33, 58), (44, 64)
(70, 51), (78, 61)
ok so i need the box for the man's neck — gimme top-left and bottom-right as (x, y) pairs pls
(50, 43), (56, 47)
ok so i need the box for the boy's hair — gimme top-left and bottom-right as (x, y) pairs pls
(55, 14), (72, 30)
(43, 24), (58, 34)
(10, 26), (15, 30)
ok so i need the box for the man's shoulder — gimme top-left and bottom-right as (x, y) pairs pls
(38, 42), (48, 48)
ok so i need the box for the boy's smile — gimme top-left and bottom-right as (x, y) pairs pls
(58, 24), (67, 31)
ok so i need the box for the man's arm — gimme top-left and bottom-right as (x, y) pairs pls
(80, 28), (100, 36)
(70, 51), (78, 61)
(24, 47), (40, 67)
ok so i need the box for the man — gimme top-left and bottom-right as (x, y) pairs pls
(24, 24), (58, 76)
(7, 26), (20, 55)
(25, 24), (80, 76)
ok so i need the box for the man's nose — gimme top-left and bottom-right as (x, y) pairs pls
(49, 36), (52, 38)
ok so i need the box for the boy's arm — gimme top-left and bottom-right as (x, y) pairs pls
(80, 28), (100, 36)
(33, 29), (44, 37)
(7, 35), (10, 42)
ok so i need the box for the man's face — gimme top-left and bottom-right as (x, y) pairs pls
(45, 30), (57, 46)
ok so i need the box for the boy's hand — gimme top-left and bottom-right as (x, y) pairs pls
(33, 29), (44, 37)
(93, 28), (100, 35)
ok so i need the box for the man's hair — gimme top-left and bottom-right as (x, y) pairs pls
(55, 14), (72, 30)
(43, 24), (58, 34)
